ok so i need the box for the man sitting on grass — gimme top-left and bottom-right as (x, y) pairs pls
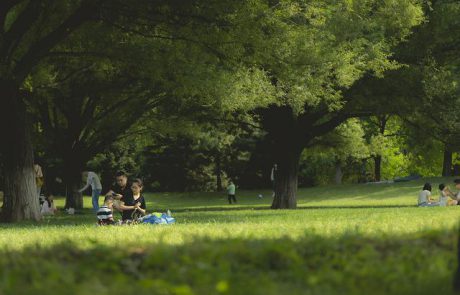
(97, 196), (115, 225)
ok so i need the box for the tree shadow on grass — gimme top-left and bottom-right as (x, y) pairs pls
(0, 229), (456, 295)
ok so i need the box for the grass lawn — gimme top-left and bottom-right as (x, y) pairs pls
(1, 178), (459, 295)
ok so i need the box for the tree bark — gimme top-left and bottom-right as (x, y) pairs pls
(271, 136), (302, 209)
(261, 105), (349, 209)
(442, 148), (453, 177)
(374, 155), (382, 182)
(63, 155), (84, 209)
(0, 81), (41, 222)
(373, 115), (388, 182)
(215, 152), (223, 192)
(335, 161), (343, 185)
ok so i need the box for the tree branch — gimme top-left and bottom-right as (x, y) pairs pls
(1, 0), (41, 61)
(13, 0), (100, 80)
(0, 0), (23, 34)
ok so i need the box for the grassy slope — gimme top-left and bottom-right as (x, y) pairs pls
(0, 178), (459, 295)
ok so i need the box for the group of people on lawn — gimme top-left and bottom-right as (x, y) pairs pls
(81, 170), (147, 225)
(35, 162), (238, 223)
(418, 179), (460, 207)
(36, 167), (147, 224)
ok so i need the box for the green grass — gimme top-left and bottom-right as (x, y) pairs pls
(1, 178), (460, 295)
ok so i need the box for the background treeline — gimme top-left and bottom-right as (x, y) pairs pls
(30, 114), (448, 193)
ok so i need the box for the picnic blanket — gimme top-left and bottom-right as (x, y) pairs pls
(138, 212), (175, 224)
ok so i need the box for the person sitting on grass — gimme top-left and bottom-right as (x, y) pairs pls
(418, 183), (438, 207)
(97, 196), (115, 225)
(438, 183), (458, 206)
(119, 178), (146, 222)
(105, 171), (132, 214)
(41, 194), (57, 215)
(451, 179), (460, 206)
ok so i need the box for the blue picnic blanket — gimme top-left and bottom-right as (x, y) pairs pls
(138, 213), (175, 224)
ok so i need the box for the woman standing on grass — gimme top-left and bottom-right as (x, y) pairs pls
(418, 183), (438, 207)
(34, 162), (44, 199)
(119, 178), (146, 221)
(78, 171), (103, 212)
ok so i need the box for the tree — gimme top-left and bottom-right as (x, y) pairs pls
(0, 0), (260, 217)
(306, 119), (369, 185)
(225, 1), (424, 208)
(0, 0), (103, 221)
(391, 0), (460, 177)
(403, 62), (460, 176)
(30, 58), (163, 208)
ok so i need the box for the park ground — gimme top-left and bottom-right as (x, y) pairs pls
(1, 178), (460, 295)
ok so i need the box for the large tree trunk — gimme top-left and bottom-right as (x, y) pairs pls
(63, 154), (84, 209)
(271, 138), (302, 209)
(261, 105), (347, 209)
(374, 155), (382, 182)
(442, 148), (453, 177)
(0, 81), (41, 222)
(262, 106), (305, 209)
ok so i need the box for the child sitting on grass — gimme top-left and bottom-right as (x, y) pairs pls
(438, 184), (458, 206)
(41, 194), (57, 215)
(97, 195), (115, 225)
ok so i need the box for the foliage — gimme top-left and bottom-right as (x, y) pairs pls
(298, 119), (370, 185)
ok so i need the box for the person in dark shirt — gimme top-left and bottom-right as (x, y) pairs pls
(105, 171), (132, 212)
(106, 171), (132, 199)
(119, 178), (146, 221)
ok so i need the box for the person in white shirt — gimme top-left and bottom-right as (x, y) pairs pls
(78, 171), (103, 212)
(418, 183), (438, 207)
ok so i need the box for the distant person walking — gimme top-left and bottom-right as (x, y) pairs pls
(227, 180), (237, 204)
(34, 163), (44, 199)
(78, 171), (102, 212)
(270, 164), (277, 197)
